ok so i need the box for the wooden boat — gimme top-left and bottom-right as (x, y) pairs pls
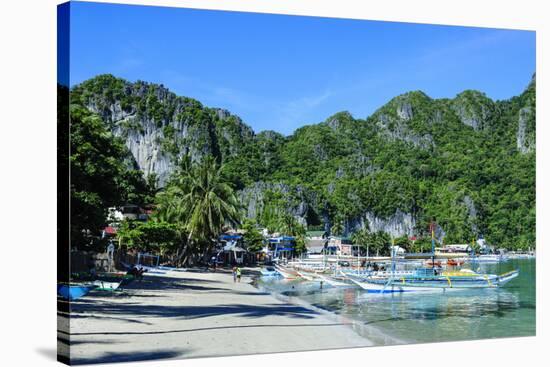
(425, 259), (442, 267)
(316, 274), (352, 287)
(446, 259), (464, 266)
(92, 280), (123, 291)
(296, 271), (317, 281)
(467, 254), (509, 263)
(57, 284), (97, 300)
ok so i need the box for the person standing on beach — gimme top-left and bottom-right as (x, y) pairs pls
(232, 266), (237, 282)
(236, 267), (242, 282)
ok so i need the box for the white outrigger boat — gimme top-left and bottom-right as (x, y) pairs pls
(465, 254), (509, 264)
(316, 273), (352, 287)
(341, 226), (519, 293)
(260, 266), (280, 277)
(92, 279), (123, 291)
(273, 264), (301, 279)
(296, 271), (318, 281)
(343, 267), (519, 293)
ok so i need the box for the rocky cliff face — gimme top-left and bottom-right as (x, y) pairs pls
(238, 181), (314, 226)
(346, 210), (416, 237)
(517, 107), (535, 154)
(369, 91), (435, 149)
(515, 76), (536, 154)
(72, 75), (255, 186)
(451, 90), (496, 131)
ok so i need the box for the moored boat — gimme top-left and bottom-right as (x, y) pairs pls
(57, 284), (97, 300)
(446, 258), (464, 267)
(92, 280), (123, 291)
(273, 264), (300, 279)
(342, 267), (519, 293)
(260, 266), (280, 277)
(466, 254), (509, 263)
(316, 273), (352, 287)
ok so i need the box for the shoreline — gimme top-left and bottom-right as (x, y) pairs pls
(252, 276), (408, 346)
(61, 267), (379, 364)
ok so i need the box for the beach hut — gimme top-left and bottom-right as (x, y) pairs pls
(217, 234), (252, 265)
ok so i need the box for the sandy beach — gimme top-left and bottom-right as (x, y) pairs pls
(58, 268), (373, 364)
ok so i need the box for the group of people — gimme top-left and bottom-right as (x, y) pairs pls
(232, 266), (242, 282)
(363, 261), (385, 272)
(127, 265), (147, 281)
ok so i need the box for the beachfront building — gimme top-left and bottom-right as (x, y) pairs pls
(265, 236), (296, 261)
(327, 236), (355, 255)
(305, 235), (361, 256)
(438, 239), (494, 254)
(439, 244), (472, 253)
(305, 231), (328, 254)
(107, 204), (152, 223)
(390, 245), (406, 256)
(216, 233), (248, 265)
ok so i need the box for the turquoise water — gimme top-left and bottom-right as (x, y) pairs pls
(257, 259), (535, 344)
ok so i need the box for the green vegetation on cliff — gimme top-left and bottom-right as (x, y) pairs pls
(67, 74), (535, 251)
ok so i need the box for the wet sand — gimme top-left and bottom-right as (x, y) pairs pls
(58, 268), (372, 364)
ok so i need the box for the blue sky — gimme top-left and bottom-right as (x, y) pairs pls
(68, 1), (535, 135)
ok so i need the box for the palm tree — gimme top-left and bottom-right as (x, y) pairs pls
(351, 228), (370, 257)
(155, 155), (242, 265)
(370, 231), (390, 257)
(331, 217), (344, 237)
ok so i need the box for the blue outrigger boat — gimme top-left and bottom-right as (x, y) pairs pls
(57, 284), (97, 300)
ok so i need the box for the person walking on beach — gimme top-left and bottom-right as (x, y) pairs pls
(236, 266), (242, 283)
(232, 266), (237, 282)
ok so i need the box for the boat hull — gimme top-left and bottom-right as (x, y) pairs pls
(92, 280), (122, 291)
(57, 284), (96, 300)
(274, 264), (300, 279)
(345, 269), (519, 293)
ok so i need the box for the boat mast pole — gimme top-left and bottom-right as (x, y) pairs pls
(431, 221), (435, 270)
(391, 237), (396, 275)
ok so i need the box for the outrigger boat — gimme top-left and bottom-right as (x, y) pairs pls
(260, 266), (280, 277)
(316, 273), (352, 287)
(92, 279), (123, 291)
(343, 267), (519, 293)
(342, 224), (519, 293)
(273, 264), (300, 279)
(466, 254), (509, 264)
(57, 284), (97, 300)
(296, 270), (317, 281)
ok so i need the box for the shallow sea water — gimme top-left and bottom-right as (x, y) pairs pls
(256, 259), (535, 344)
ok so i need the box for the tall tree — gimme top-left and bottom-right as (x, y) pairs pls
(157, 156), (242, 264)
(69, 104), (147, 249)
(351, 228), (370, 257)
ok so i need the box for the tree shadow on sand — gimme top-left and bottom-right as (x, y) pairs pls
(70, 321), (352, 337)
(118, 275), (224, 293)
(70, 349), (185, 365)
(70, 301), (319, 320)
